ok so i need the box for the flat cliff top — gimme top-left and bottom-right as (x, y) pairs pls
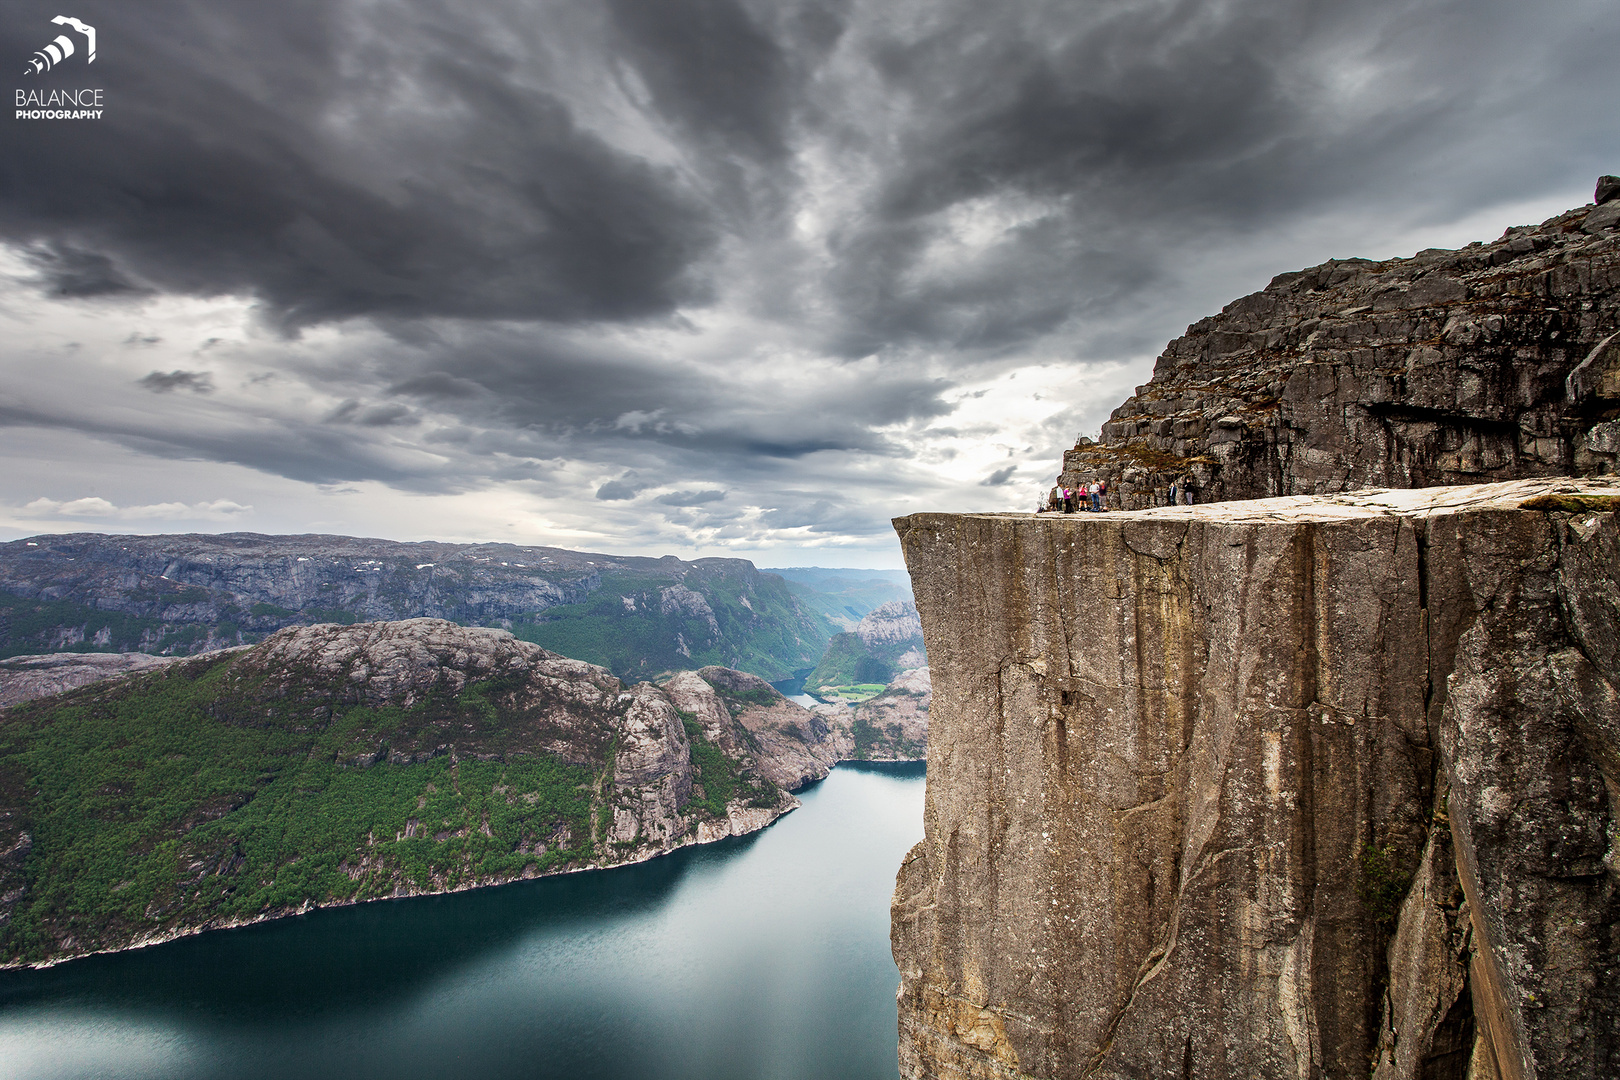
(900, 475), (1620, 528)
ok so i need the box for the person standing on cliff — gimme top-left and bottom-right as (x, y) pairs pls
(1090, 481), (1101, 512)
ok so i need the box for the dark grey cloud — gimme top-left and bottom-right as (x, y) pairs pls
(7, 0), (1615, 356)
(596, 479), (642, 501)
(138, 370), (213, 393)
(388, 373), (486, 399)
(657, 489), (727, 505)
(1, 0), (718, 331)
(3, 0), (1618, 551)
(325, 400), (417, 426)
(805, 0), (1620, 356)
(604, 0), (793, 164)
(23, 241), (145, 298)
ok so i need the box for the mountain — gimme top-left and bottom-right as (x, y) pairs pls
(1060, 177), (1620, 508)
(895, 182), (1620, 1080)
(766, 568), (914, 631)
(0, 619), (847, 969)
(0, 533), (833, 684)
(803, 600), (926, 699)
(809, 666), (930, 761)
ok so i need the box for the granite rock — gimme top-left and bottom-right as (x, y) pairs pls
(1060, 188), (1620, 510)
(892, 477), (1620, 1080)
(0, 650), (196, 708)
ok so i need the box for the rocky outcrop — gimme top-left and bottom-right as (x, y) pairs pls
(814, 666), (931, 761)
(0, 619), (839, 968)
(0, 533), (832, 682)
(858, 600), (925, 648)
(891, 476), (1620, 1080)
(0, 650), (194, 708)
(1061, 180), (1620, 509)
(659, 666), (842, 792)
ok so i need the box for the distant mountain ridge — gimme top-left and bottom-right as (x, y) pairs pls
(765, 567), (913, 632)
(804, 600), (926, 696)
(0, 532), (834, 684)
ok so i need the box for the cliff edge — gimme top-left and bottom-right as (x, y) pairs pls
(892, 476), (1619, 1079)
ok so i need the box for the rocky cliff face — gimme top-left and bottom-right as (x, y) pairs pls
(0, 619), (841, 968)
(812, 666), (931, 761)
(1060, 180), (1620, 509)
(660, 666), (843, 792)
(891, 477), (1619, 1080)
(0, 532), (831, 682)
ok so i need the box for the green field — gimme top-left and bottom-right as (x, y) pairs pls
(813, 683), (889, 704)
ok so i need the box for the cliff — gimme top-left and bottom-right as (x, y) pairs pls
(0, 650), (193, 708)
(812, 666), (932, 761)
(891, 476), (1619, 1079)
(1060, 179), (1620, 508)
(0, 532), (832, 682)
(0, 619), (842, 968)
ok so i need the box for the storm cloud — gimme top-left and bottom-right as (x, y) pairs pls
(2, 0), (1616, 560)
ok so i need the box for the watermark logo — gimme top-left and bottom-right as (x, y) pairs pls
(15, 15), (103, 120)
(24, 15), (96, 73)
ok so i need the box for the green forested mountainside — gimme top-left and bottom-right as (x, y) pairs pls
(0, 534), (834, 683)
(802, 601), (926, 697)
(805, 632), (899, 690)
(0, 621), (801, 969)
(513, 563), (829, 684)
(766, 568), (912, 631)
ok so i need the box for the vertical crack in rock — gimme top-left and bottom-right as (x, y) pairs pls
(894, 477), (1620, 1080)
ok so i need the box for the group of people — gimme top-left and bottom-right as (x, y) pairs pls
(1043, 480), (1107, 513)
(1041, 476), (1199, 512)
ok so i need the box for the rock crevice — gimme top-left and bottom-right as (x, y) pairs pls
(892, 477), (1620, 1080)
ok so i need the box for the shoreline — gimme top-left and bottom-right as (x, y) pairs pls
(2, 757), (923, 972)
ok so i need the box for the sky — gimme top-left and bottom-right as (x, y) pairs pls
(2, 0), (1617, 568)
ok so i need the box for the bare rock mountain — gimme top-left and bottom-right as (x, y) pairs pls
(0, 651), (191, 709)
(1061, 178), (1620, 508)
(892, 477), (1620, 1080)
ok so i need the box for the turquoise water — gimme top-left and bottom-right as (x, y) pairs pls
(0, 763), (925, 1080)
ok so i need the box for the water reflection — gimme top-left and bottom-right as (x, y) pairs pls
(0, 764), (924, 1080)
